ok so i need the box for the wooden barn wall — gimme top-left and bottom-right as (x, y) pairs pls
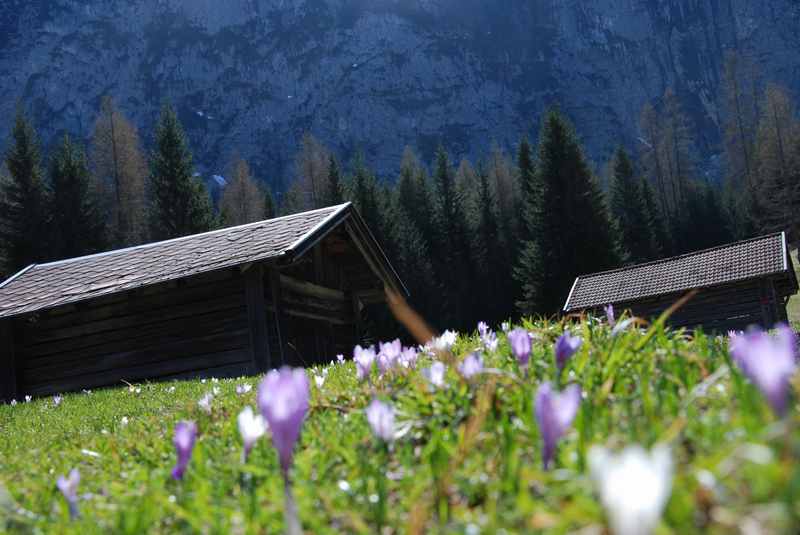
(12, 268), (253, 396)
(612, 278), (787, 333)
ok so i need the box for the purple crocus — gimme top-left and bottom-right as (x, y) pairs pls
(555, 330), (582, 370)
(728, 325), (798, 416)
(478, 321), (489, 338)
(604, 304), (615, 327)
(377, 339), (402, 375)
(354, 345), (377, 381)
(56, 468), (80, 519)
(458, 352), (484, 380)
(508, 328), (532, 369)
(399, 346), (418, 369)
(257, 367), (310, 475)
(366, 399), (396, 442)
(535, 382), (581, 469)
(171, 421), (197, 480)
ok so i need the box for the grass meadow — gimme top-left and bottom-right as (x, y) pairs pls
(1, 315), (799, 534)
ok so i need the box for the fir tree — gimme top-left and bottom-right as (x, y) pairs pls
(515, 109), (621, 315)
(608, 146), (657, 263)
(148, 104), (215, 240)
(0, 109), (50, 272)
(49, 134), (106, 259)
(264, 187), (276, 219)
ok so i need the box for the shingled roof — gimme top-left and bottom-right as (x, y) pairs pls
(0, 203), (401, 319)
(564, 232), (797, 312)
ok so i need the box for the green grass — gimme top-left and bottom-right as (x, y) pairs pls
(1, 316), (799, 534)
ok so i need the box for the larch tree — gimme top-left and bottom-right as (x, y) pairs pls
(90, 96), (147, 247)
(49, 134), (106, 260)
(294, 132), (330, 209)
(515, 109), (621, 316)
(220, 154), (266, 226)
(148, 104), (215, 240)
(753, 83), (800, 240)
(0, 109), (50, 272)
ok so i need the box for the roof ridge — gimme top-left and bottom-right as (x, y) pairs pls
(574, 232), (785, 280)
(28, 203), (351, 271)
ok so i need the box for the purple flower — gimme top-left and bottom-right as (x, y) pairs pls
(377, 339), (402, 375)
(508, 328), (532, 369)
(171, 421), (197, 480)
(458, 352), (484, 380)
(477, 321), (489, 338)
(354, 345), (376, 381)
(423, 361), (447, 389)
(604, 304), (615, 327)
(728, 325), (798, 416)
(555, 330), (582, 370)
(258, 367), (310, 474)
(56, 468), (80, 519)
(399, 347), (418, 369)
(535, 382), (581, 469)
(366, 399), (395, 442)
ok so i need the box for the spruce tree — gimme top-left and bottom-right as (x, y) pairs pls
(148, 104), (214, 240)
(641, 178), (671, 257)
(608, 146), (657, 263)
(515, 109), (621, 316)
(49, 134), (106, 259)
(0, 109), (50, 272)
(517, 136), (535, 239)
(474, 164), (505, 323)
(325, 154), (343, 206)
(264, 187), (276, 219)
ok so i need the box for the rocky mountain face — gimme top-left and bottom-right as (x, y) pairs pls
(1, 0), (799, 187)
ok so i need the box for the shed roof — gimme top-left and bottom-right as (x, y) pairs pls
(563, 232), (797, 311)
(0, 203), (403, 319)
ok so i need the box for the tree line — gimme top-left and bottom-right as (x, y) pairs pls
(1, 52), (799, 331)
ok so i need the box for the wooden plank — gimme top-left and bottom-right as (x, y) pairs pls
(245, 264), (271, 373)
(0, 321), (18, 402)
(278, 274), (347, 302)
(269, 268), (286, 365)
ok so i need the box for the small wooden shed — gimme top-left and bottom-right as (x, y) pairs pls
(0, 203), (406, 401)
(563, 232), (798, 332)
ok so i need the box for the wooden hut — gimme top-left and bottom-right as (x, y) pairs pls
(0, 203), (406, 401)
(563, 232), (798, 332)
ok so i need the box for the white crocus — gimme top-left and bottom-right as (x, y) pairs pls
(314, 374), (325, 388)
(236, 383), (252, 395)
(588, 444), (673, 535)
(197, 392), (214, 414)
(237, 406), (268, 461)
(422, 361), (447, 389)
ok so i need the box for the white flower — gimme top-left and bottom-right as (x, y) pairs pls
(25, 395), (32, 403)
(10, 399), (17, 406)
(120, 416), (129, 426)
(53, 395), (63, 407)
(314, 374), (325, 388)
(422, 361), (447, 389)
(211, 386), (220, 396)
(238, 406), (267, 460)
(336, 354), (345, 364)
(197, 392), (214, 414)
(211, 377), (219, 383)
(588, 444), (673, 535)
(236, 383), (252, 395)
(501, 322), (510, 332)
(167, 386), (176, 393)
(432, 330), (457, 352)
(81, 449), (100, 458)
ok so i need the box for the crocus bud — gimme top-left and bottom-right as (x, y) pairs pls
(238, 406), (267, 461)
(508, 328), (532, 369)
(422, 361), (447, 389)
(458, 352), (484, 380)
(728, 324), (798, 416)
(534, 382), (581, 469)
(555, 330), (582, 370)
(171, 421), (197, 480)
(366, 399), (395, 442)
(56, 468), (80, 519)
(354, 345), (376, 381)
(258, 367), (310, 475)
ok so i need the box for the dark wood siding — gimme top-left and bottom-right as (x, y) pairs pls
(12, 269), (253, 396)
(609, 277), (789, 333)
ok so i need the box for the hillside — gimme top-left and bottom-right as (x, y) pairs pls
(1, 317), (798, 533)
(1, 0), (800, 184)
